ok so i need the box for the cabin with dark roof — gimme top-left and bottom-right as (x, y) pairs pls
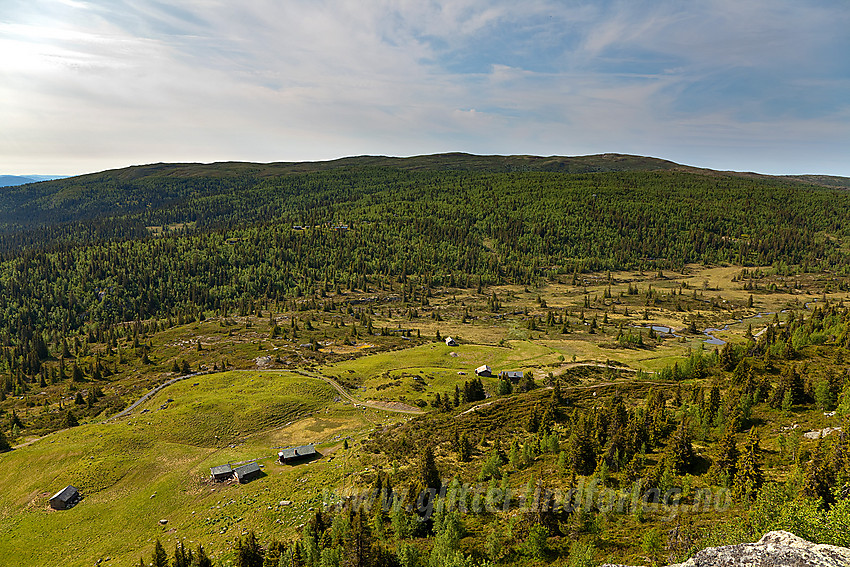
(499, 370), (524, 381)
(210, 464), (233, 482)
(278, 444), (318, 464)
(49, 485), (80, 510)
(233, 462), (262, 484)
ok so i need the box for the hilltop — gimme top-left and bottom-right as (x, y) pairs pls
(1, 152), (846, 232)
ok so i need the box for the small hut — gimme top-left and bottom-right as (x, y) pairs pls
(475, 365), (492, 377)
(210, 464), (233, 482)
(499, 370), (523, 381)
(278, 444), (318, 465)
(49, 485), (80, 510)
(233, 462), (262, 484)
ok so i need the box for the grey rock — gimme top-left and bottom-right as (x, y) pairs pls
(602, 531), (850, 567)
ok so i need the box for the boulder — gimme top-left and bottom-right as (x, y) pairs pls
(602, 531), (850, 567)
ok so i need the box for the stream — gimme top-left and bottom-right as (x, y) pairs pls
(632, 298), (819, 346)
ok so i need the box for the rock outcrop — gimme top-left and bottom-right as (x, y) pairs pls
(603, 531), (850, 567)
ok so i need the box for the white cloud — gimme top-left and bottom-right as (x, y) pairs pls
(0, 0), (847, 175)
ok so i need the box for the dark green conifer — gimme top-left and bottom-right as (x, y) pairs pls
(734, 429), (764, 501)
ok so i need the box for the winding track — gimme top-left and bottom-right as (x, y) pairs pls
(106, 371), (205, 422)
(104, 367), (424, 423)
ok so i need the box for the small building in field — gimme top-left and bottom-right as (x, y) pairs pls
(475, 365), (492, 377)
(445, 337), (458, 347)
(499, 370), (524, 381)
(233, 462), (262, 484)
(278, 444), (318, 465)
(210, 464), (233, 482)
(49, 485), (80, 510)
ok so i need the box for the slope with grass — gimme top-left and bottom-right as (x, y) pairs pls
(0, 370), (392, 566)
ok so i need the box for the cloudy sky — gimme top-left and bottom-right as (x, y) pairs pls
(1, 0), (848, 176)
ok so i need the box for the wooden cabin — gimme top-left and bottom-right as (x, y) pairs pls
(278, 444), (318, 465)
(49, 485), (80, 510)
(233, 462), (262, 484)
(210, 464), (233, 482)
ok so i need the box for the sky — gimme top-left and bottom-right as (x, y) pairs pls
(1, 0), (848, 176)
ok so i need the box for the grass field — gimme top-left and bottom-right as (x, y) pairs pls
(0, 371), (401, 566)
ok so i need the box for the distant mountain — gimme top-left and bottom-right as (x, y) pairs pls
(0, 153), (845, 233)
(0, 174), (67, 187)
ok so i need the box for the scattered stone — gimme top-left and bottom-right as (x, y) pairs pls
(280, 500), (292, 506)
(803, 427), (842, 440)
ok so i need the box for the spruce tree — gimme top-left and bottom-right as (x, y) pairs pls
(800, 441), (835, 505)
(712, 428), (739, 486)
(152, 539), (168, 567)
(733, 429), (764, 501)
(456, 433), (471, 462)
(234, 531), (264, 567)
(195, 544), (212, 567)
(63, 410), (79, 428)
(706, 385), (721, 425)
(668, 418), (695, 475)
(0, 429), (11, 453)
(419, 446), (441, 492)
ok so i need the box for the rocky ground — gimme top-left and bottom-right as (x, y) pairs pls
(603, 531), (850, 567)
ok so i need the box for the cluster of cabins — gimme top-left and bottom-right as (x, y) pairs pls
(446, 337), (523, 381)
(210, 444), (318, 484)
(474, 365), (523, 381)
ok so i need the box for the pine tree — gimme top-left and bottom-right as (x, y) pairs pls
(552, 380), (564, 406)
(706, 385), (721, 425)
(194, 544), (213, 567)
(173, 542), (191, 567)
(509, 440), (522, 470)
(72, 362), (84, 382)
(344, 510), (374, 567)
(0, 429), (11, 453)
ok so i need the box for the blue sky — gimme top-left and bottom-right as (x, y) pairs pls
(1, 0), (848, 176)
